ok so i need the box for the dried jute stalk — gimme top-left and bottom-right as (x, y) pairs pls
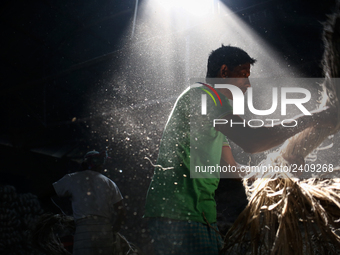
(222, 170), (340, 255)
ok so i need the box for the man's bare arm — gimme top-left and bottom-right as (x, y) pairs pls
(221, 146), (237, 167)
(215, 107), (335, 154)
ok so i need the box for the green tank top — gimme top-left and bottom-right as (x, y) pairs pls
(145, 85), (233, 224)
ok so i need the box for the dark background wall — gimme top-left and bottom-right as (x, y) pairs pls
(1, 0), (338, 252)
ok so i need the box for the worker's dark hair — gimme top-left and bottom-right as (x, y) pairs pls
(81, 150), (108, 170)
(206, 45), (256, 78)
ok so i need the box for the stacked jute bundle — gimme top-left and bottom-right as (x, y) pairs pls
(221, 4), (340, 255)
(221, 170), (340, 254)
(32, 214), (74, 255)
(0, 185), (45, 254)
(32, 213), (144, 255)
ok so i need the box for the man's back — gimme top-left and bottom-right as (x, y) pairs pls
(53, 170), (122, 220)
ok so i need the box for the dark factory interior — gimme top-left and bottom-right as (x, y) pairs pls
(1, 0), (340, 253)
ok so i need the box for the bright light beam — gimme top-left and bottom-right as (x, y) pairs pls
(133, 0), (301, 80)
(158, 0), (214, 16)
(92, 0), (317, 165)
(101, 0), (305, 125)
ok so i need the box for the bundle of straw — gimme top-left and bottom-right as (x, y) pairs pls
(222, 171), (340, 255)
(31, 213), (75, 255)
(32, 213), (145, 255)
(221, 3), (340, 255)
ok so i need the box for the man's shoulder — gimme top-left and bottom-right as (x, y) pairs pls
(178, 84), (204, 96)
(69, 170), (105, 180)
(95, 173), (118, 186)
(174, 84), (204, 105)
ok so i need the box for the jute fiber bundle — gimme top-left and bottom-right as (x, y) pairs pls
(221, 172), (340, 254)
(32, 213), (145, 255)
(221, 5), (340, 255)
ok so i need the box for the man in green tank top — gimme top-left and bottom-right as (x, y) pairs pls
(145, 45), (334, 255)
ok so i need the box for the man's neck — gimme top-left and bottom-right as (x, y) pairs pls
(217, 88), (233, 100)
(205, 77), (233, 100)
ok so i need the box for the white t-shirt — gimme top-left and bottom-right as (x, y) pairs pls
(53, 170), (123, 221)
